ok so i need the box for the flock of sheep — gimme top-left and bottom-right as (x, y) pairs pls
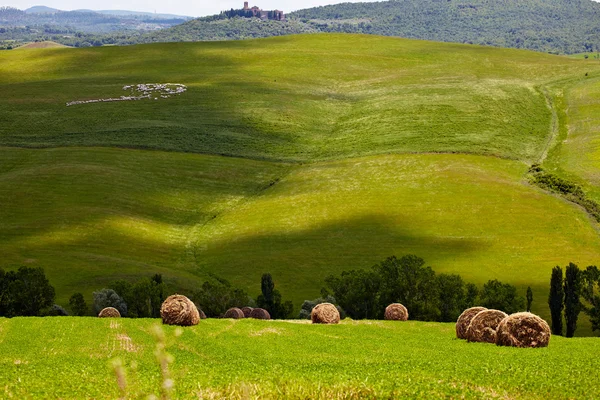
(66, 83), (187, 106)
(98, 295), (551, 348)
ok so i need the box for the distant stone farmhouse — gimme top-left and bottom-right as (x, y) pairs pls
(243, 2), (285, 21)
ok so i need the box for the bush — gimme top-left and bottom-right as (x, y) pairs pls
(480, 279), (525, 314)
(298, 295), (345, 319)
(69, 293), (88, 316)
(93, 289), (127, 317)
(192, 276), (253, 318)
(43, 304), (69, 316)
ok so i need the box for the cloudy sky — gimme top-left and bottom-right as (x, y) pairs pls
(4, 0), (382, 17)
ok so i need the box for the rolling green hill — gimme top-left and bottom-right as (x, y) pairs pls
(2, 318), (600, 399)
(2, 34), (600, 329)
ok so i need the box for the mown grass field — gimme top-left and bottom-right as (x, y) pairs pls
(2, 34), (600, 329)
(1, 317), (599, 399)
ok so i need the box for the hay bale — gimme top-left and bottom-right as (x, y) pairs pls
(456, 306), (487, 339)
(311, 303), (340, 324)
(241, 307), (254, 318)
(98, 307), (121, 318)
(466, 309), (508, 343)
(249, 308), (271, 320)
(384, 303), (408, 321)
(199, 308), (207, 319)
(224, 307), (244, 319)
(496, 312), (551, 348)
(160, 294), (200, 326)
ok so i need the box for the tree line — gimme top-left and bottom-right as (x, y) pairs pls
(320, 255), (525, 322)
(548, 263), (600, 337)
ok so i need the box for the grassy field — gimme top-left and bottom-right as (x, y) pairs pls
(545, 76), (600, 200)
(2, 34), (600, 330)
(2, 147), (600, 325)
(1, 317), (599, 399)
(0, 34), (598, 163)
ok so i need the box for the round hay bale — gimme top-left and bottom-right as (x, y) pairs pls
(311, 303), (340, 324)
(456, 306), (487, 339)
(199, 308), (207, 319)
(249, 308), (271, 320)
(224, 307), (244, 319)
(384, 303), (408, 321)
(98, 307), (121, 318)
(241, 307), (254, 318)
(496, 312), (551, 348)
(466, 309), (508, 343)
(160, 294), (200, 326)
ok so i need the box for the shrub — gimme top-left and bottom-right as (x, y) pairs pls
(93, 289), (127, 317)
(69, 293), (88, 316)
(480, 279), (525, 314)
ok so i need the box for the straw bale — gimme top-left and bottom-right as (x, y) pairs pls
(250, 308), (271, 320)
(466, 309), (508, 343)
(160, 294), (200, 326)
(496, 312), (551, 348)
(384, 303), (408, 321)
(311, 303), (340, 324)
(224, 307), (244, 319)
(98, 307), (121, 318)
(241, 307), (254, 318)
(456, 306), (487, 339)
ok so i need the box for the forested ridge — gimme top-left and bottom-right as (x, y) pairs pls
(3, 0), (600, 53)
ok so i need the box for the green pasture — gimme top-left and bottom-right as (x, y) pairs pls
(546, 76), (600, 201)
(0, 34), (598, 163)
(2, 35), (600, 331)
(1, 317), (599, 399)
(2, 147), (600, 327)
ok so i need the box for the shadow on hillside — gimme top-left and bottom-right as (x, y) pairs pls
(0, 42), (360, 162)
(193, 213), (489, 299)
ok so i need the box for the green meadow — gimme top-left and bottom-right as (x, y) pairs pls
(1, 317), (599, 399)
(2, 34), (600, 327)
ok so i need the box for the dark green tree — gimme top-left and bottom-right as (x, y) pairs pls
(581, 265), (600, 332)
(548, 266), (564, 335)
(193, 276), (252, 317)
(480, 279), (525, 314)
(325, 269), (380, 319)
(0, 267), (55, 317)
(373, 255), (439, 320)
(110, 276), (166, 318)
(564, 263), (582, 338)
(69, 293), (88, 316)
(256, 273), (293, 319)
(436, 273), (468, 322)
(526, 286), (533, 312)
(465, 283), (479, 307)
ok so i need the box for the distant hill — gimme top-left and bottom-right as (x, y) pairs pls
(126, 0), (600, 54)
(15, 40), (67, 48)
(24, 5), (60, 14)
(289, 0), (600, 54)
(77, 9), (190, 19)
(0, 6), (190, 34)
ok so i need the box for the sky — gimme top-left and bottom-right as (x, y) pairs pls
(3, 0), (382, 17)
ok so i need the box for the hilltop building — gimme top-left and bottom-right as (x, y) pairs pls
(242, 2), (285, 21)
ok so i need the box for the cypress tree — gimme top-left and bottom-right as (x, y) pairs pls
(564, 263), (582, 338)
(526, 286), (533, 312)
(548, 266), (564, 335)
